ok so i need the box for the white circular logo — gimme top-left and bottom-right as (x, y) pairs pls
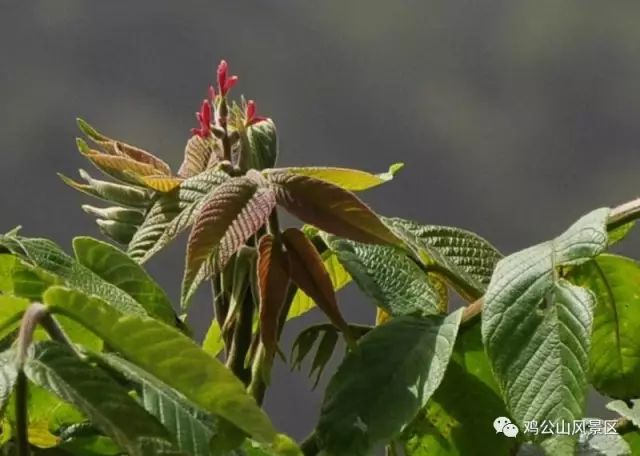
(493, 417), (519, 438)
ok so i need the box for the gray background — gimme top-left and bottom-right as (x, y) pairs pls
(1, 0), (638, 442)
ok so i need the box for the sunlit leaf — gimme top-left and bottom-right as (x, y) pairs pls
(178, 135), (221, 178)
(135, 175), (183, 193)
(25, 341), (178, 455)
(568, 255), (640, 398)
(44, 286), (278, 444)
(316, 311), (463, 455)
(270, 162), (403, 191)
(73, 237), (176, 324)
(202, 320), (224, 357)
(266, 172), (401, 246)
(482, 208), (609, 439)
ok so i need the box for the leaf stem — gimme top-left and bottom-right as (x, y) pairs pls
(15, 371), (29, 456)
(226, 285), (254, 384)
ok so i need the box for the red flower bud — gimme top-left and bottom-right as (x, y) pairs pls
(217, 59), (238, 96)
(245, 100), (268, 126)
(208, 85), (216, 102)
(191, 99), (212, 138)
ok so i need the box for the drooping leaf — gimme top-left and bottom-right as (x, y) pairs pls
(178, 135), (221, 178)
(568, 254), (640, 398)
(287, 250), (351, 321)
(96, 219), (139, 245)
(0, 235), (146, 316)
(270, 163), (403, 191)
(324, 235), (444, 317)
(43, 286), (278, 444)
(316, 310), (463, 455)
(257, 234), (290, 361)
(266, 172), (401, 246)
(82, 151), (164, 185)
(59, 169), (152, 209)
(385, 218), (502, 299)
(182, 176), (276, 308)
(24, 341), (178, 456)
(401, 322), (516, 456)
(95, 352), (216, 456)
(128, 169), (230, 262)
(482, 208), (609, 436)
(282, 228), (353, 343)
(73, 237), (175, 324)
(308, 327), (339, 389)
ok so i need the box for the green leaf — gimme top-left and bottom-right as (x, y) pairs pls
(59, 169), (153, 209)
(43, 286), (278, 444)
(128, 169), (230, 262)
(287, 250), (351, 321)
(0, 254), (16, 293)
(95, 352), (216, 456)
(0, 296), (30, 341)
(316, 310), (463, 455)
(482, 208), (610, 435)
(568, 254), (640, 398)
(73, 237), (175, 324)
(401, 322), (516, 456)
(203, 320), (224, 357)
(608, 221), (635, 246)
(268, 163), (403, 191)
(242, 119), (278, 171)
(24, 341), (178, 456)
(0, 235), (147, 316)
(81, 205), (145, 225)
(0, 349), (17, 417)
(324, 235), (444, 316)
(385, 218), (502, 299)
(266, 172), (401, 246)
(607, 399), (640, 428)
(182, 175), (276, 308)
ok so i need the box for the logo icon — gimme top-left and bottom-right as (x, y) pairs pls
(493, 417), (519, 438)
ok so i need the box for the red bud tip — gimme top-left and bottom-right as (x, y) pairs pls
(245, 100), (268, 126)
(223, 75), (239, 94)
(208, 85), (216, 101)
(216, 60), (238, 95)
(191, 99), (212, 138)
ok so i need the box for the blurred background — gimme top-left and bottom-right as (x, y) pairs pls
(1, 0), (639, 442)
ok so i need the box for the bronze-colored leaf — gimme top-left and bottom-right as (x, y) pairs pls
(136, 175), (183, 193)
(282, 228), (354, 346)
(182, 177), (276, 307)
(178, 135), (222, 178)
(82, 152), (160, 185)
(257, 234), (290, 361)
(266, 172), (401, 246)
(77, 118), (172, 175)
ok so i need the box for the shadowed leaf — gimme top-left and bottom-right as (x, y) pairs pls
(59, 169), (152, 209)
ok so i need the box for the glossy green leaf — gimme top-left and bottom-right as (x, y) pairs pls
(316, 310), (463, 455)
(0, 254), (15, 293)
(203, 320), (224, 357)
(568, 254), (640, 398)
(608, 221), (635, 246)
(268, 163), (403, 191)
(385, 218), (502, 299)
(287, 250), (351, 321)
(43, 286), (278, 444)
(242, 119), (278, 171)
(401, 322), (516, 456)
(128, 169), (230, 262)
(0, 296), (30, 342)
(24, 341), (178, 455)
(482, 208), (610, 435)
(73, 237), (175, 324)
(95, 352), (216, 456)
(0, 235), (146, 316)
(324, 235), (443, 316)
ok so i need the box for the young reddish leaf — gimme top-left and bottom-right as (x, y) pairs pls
(266, 172), (401, 246)
(77, 118), (172, 175)
(282, 228), (354, 347)
(178, 135), (221, 178)
(182, 177), (276, 307)
(257, 234), (290, 362)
